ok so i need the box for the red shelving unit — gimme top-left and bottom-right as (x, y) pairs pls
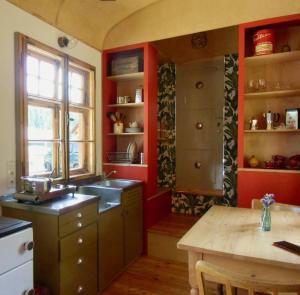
(102, 43), (160, 230)
(238, 14), (300, 207)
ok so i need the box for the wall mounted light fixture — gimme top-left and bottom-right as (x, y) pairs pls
(57, 35), (78, 49)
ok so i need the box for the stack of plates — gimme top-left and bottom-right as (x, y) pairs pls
(127, 142), (138, 163)
(125, 127), (141, 133)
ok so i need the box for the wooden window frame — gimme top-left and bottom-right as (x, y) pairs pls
(15, 33), (96, 190)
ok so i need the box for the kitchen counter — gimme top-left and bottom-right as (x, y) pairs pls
(0, 193), (99, 215)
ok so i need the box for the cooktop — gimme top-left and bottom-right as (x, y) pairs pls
(0, 216), (31, 238)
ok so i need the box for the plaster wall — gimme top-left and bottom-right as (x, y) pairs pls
(0, 1), (102, 196)
(104, 0), (300, 49)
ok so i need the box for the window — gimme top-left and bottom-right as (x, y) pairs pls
(15, 33), (95, 185)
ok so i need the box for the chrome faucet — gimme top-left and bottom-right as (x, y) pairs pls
(102, 170), (117, 180)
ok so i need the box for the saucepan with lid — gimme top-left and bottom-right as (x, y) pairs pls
(21, 169), (54, 194)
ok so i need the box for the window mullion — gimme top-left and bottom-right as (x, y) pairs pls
(64, 56), (70, 180)
(53, 106), (59, 177)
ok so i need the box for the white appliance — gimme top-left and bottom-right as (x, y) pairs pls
(0, 216), (34, 295)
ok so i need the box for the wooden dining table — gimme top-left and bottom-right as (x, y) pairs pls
(177, 205), (300, 295)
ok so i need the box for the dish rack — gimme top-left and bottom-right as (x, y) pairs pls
(107, 152), (133, 163)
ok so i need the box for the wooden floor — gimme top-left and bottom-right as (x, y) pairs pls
(147, 213), (200, 238)
(102, 256), (190, 295)
(101, 256), (221, 295)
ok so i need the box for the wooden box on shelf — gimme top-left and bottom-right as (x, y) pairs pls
(110, 50), (143, 76)
(238, 14), (300, 208)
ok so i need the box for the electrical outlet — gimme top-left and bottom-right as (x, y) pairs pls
(7, 160), (16, 189)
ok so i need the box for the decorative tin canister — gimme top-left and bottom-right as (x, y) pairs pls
(253, 29), (275, 56)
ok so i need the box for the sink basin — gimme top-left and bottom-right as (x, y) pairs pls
(95, 179), (141, 190)
(77, 185), (121, 213)
(77, 179), (141, 213)
(99, 202), (120, 212)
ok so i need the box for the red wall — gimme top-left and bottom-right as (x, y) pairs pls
(238, 171), (300, 208)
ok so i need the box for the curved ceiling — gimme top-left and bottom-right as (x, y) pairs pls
(7, 0), (160, 50)
(8, 0), (300, 51)
(104, 0), (300, 49)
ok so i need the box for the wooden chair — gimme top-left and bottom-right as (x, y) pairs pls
(196, 260), (300, 295)
(251, 199), (300, 213)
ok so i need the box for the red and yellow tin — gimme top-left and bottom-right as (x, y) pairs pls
(253, 29), (275, 56)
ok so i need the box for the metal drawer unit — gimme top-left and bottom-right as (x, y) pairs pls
(60, 222), (98, 294)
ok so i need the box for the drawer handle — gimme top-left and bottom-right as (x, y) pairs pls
(23, 289), (35, 295)
(23, 241), (34, 252)
(77, 222), (82, 228)
(77, 257), (84, 265)
(78, 237), (84, 244)
(77, 212), (82, 218)
(77, 285), (84, 293)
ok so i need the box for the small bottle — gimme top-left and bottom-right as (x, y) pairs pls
(140, 153), (144, 164)
(135, 86), (143, 103)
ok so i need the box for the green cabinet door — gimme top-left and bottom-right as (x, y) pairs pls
(98, 205), (124, 291)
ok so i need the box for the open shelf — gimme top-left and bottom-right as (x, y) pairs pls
(103, 162), (148, 167)
(245, 50), (300, 66)
(108, 132), (144, 136)
(106, 72), (144, 81)
(108, 102), (144, 108)
(245, 89), (300, 99)
(238, 167), (300, 174)
(244, 129), (300, 133)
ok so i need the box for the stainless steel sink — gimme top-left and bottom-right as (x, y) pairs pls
(77, 185), (121, 213)
(77, 179), (142, 213)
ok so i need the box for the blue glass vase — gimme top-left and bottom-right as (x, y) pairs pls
(261, 207), (271, 231)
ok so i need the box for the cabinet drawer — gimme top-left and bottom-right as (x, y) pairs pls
(60, 244), (97, 295)
(60, 223), (97, 261)
(59, 203), (97, 237)
(0, 260), (33, 295)
(60, 244), (97, 284)
(0, 228), (33, 275)
(60, 276), (97, 295)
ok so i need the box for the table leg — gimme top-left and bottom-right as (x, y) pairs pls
(188, 251), (202, 295)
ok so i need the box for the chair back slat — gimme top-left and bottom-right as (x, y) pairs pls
(196, 260), (300, 295)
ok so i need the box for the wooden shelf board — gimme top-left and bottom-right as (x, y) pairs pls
(245, 89), (300, 99)
(103, 162), (148, 167)
(106, 72), (144, 81)
(238, 168), (300, 174)
(108, 102), (144, 108)
(175, 187), (224, 197)
(244, 129), (300, 133)
(245, 50), (300, 66)
(107, 132), (144, 136)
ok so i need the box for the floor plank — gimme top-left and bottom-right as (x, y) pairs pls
(101, 256), (221, 295)
(101, 256), (190, 295)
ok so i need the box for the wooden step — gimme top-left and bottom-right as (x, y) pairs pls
(147, 214), (200, 263)
(147, 213), (200, 238)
